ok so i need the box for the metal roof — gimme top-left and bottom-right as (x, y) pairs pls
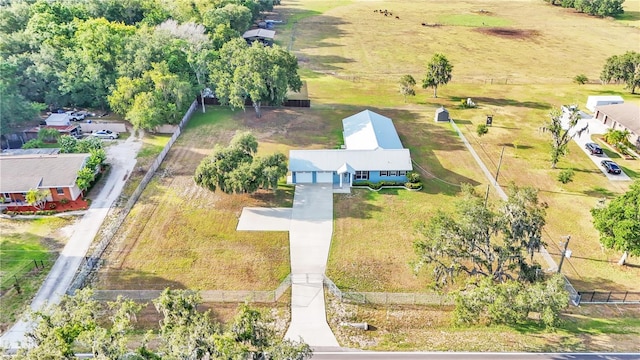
(0, 153), (89, 192)
(242, 29), (275, 40)
(289, 148), (412, 172)
(342, 110), (403, 150)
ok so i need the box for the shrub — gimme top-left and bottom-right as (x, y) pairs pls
(49, 203), (57, 209)
(59, 198), (70, 204)
(573, 74), (588, 85)
(407, 171), (421, 183)
(22, 139), (44, 149)
(557, 169), (575, 184)
(476, 124), (489, 137)
(405, 181), (422, 189)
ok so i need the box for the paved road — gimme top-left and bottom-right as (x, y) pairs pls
(0, 135), (142, 350)
(311, 351), (640, 360)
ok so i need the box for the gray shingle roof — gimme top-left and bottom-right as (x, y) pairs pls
(596, 103), (640, 134)
(0, 153), (89, 193)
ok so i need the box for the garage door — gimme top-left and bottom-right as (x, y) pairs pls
(295, 172), (313, 183)
(316, 171), (333, 183)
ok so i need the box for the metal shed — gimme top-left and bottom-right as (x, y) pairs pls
(434, 107), (450, 122)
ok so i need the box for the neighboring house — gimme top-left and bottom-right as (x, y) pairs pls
(586, 95), (624, 113)
(594, 103), (640, 150)
(24, 124), (82, 141)
(0, 153), (90, 206)
(289, 110), (413, 187)
(242, 28), (275, 45)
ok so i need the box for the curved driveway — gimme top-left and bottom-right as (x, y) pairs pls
(0, 135), (142, 350)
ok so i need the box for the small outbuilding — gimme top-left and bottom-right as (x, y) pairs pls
(242, 29), (275, 45)
(434, 106), (450, 122)
(586, 95), (624, 113)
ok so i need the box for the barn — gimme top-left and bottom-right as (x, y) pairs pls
(288, 110), (413, 187)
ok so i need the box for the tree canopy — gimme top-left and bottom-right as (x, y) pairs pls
(422, 53), (453, 98)
(210, 38), (302, 117)
(545, 0), (625, 17)
(14, 288), (312, 359)
(398, 74), (416, 102)
(591, 180), (640, 265)
(547, 106), (581, 169)
(414, 184), (546, 286)
(600, 51), (640, 94)
(194, 132), (288, 194)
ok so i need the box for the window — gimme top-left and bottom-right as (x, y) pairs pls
(56, 187), (64, 195)
(399, 171), (407, 176)
(389, 171), (397, 176)
(355, 171), (369, 180)
(380, 171), (388, 176)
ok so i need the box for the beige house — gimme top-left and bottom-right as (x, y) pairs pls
(594, 103), (640, 150)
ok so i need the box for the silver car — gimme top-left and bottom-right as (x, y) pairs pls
(90, 129), (119, 140)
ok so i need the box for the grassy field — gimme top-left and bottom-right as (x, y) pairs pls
(327, 297), (640, 351)
(275, 0), (640, 293)
(0, 217), (75, 333)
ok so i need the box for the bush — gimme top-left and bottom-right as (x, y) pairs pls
(405, 181), (422, 189)
(407, 171), (421, 183)
(22, 139), (44, 149)
(573, 74), (588, 84)
(476, 124), (489, 137)
(59, 198), (70, 204)
(557, 169), (575, 184)
(49, 203), (57, 209)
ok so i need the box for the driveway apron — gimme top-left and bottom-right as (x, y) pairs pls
(285, 184), (339, 348)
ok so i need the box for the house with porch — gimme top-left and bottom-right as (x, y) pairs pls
(0, 153), (90, 208)
(288, 110), (412, 187)
(594, 103), (640, 150)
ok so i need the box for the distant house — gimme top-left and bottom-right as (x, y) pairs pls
(0, 153), (90, 206)
(288, 110), (413, 187)
(242, 29), (275, 45)
(24, 124), (82, 141)
(594, 103), (640, 150)
(586, 95), (624, 113)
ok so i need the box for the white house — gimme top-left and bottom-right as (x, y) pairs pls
(586, 95), (624, 113)
(594, 103), (640, 150)
(288, 110), (413, 187)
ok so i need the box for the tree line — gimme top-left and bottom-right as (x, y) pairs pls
(0, 0), (300, 133)
(543, 0), (625, 17)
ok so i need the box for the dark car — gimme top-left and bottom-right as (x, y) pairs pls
(585, 142), (603, 155)
(600, 160), (621, 174)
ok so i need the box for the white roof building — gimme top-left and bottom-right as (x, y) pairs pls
(586, 95), (624, 112)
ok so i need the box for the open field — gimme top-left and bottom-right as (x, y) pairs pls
(273, 0), (640, 292)
(0, 217), (76, 333)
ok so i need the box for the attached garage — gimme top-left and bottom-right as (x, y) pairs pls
(316, 171), (333, 183)
(295, 172), (313, 183)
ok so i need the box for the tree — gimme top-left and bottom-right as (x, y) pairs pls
(398, 74), (416, 102)
(573, 74), (588, 84)
(210, 38), (302, 118)
(76, 166), (96, 192)
(548, 106), (580, 169)
(25, 188), (50, 210)
(413, 184), (546, 286)
(476, 124), (489, 137)
(58, 135), (79, 153)
(422, 53), (453, 98)
(0, 61), (41, 134)
(194, 132), (287, 194)
(453, 274), (568, 328)
(37, 127), (60, 143)
(574, 0), (625, 16)
(591, 180), (640, 265)
(600, 51), (640, 94)
(602, 128), (633, 154)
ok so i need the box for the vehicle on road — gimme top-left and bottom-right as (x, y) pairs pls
(90, 129), (119, 140)
(600, 160), (621, 174)
(585, 142), (603, 155)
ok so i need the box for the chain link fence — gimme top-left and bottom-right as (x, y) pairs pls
(323, 276), (450, 305)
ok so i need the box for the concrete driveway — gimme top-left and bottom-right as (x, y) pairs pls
(563, 111), (632, 181)
(0, 135), (142, 350)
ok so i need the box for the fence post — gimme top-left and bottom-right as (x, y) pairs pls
(606, 292), (612, 302)
(623, 291), (628, 303)
(33, 259), (38, 269)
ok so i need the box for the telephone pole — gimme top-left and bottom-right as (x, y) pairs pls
(557, 235), (571, 274)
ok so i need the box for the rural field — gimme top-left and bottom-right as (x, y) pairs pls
(87, 0), (640, 352)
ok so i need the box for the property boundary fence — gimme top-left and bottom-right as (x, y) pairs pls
(198, 96), (310, 108)
(577, 291), (640, 304)
(323, 276), (450, 305)
(0, 259), (48, 294)
(92, 275), (291, 303)
(67, 101), (198, 294)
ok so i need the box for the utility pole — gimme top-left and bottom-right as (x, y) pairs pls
(557, 235), (571, 274)
(494, 146), (505, 185)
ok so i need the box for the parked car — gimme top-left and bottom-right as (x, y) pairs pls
(66, 111), (86, 121)
(585, 142), (603, 155)
(90, 129), (119, 140)
(600, 160), (621, 174)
